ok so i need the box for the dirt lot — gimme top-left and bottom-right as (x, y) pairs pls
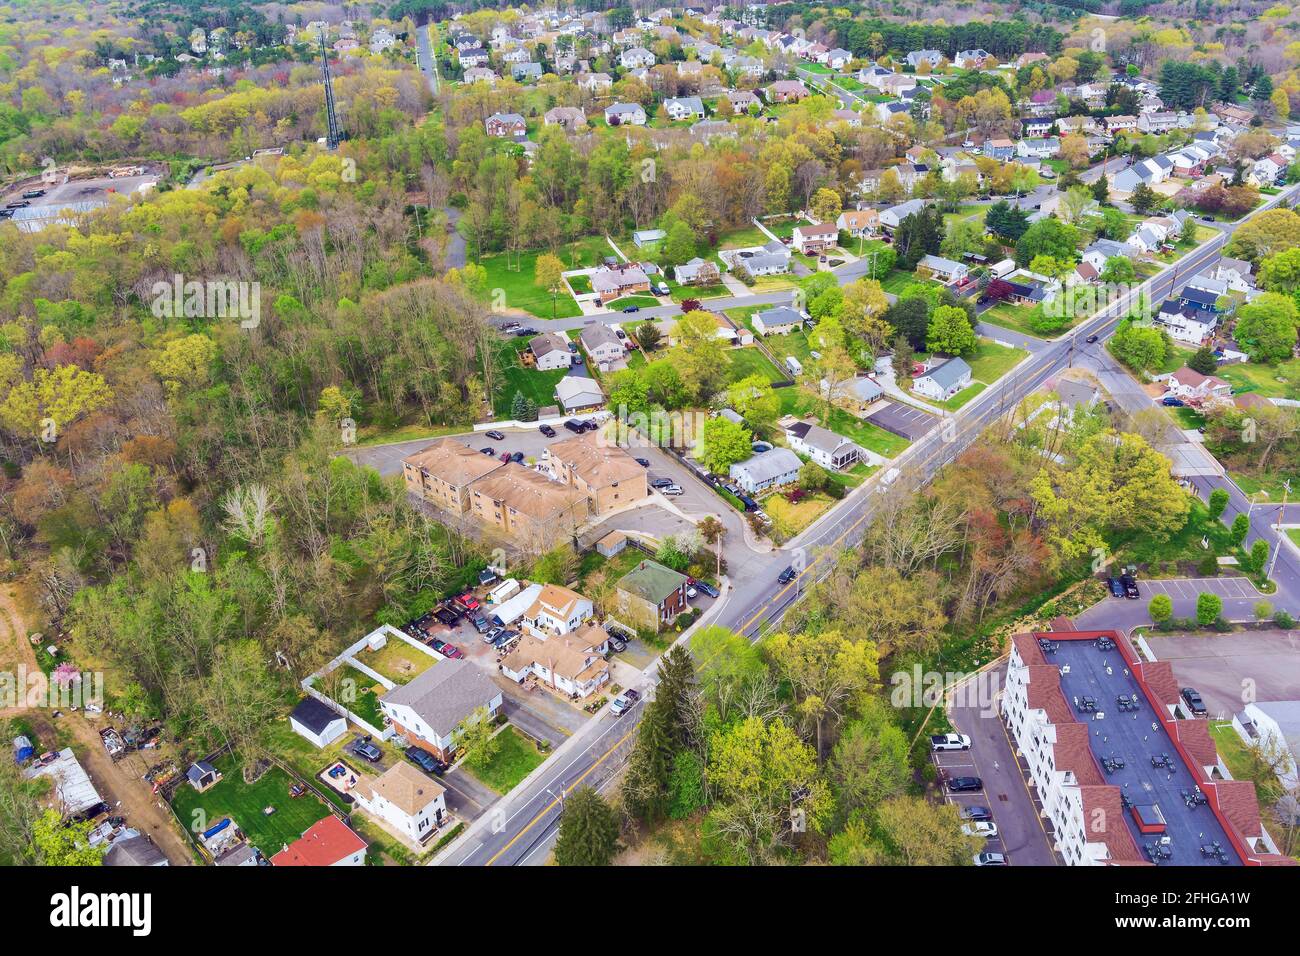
(0, 587), (193, 864)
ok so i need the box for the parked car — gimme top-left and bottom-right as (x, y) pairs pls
(960, 805), (993, 822)
(1107, 577), (1125, 598)
(947, 776), (983, 793)
(441, 643), (464, 659)
(539, 423), (556, 437)
(607, 635), (627, 653)
(650, 477), (674, 489)
(615, 328), (627, 339)
(484, 626), (503, 644)
(493, 630), (519, 650)
(499, 452), (511, 462)
(610, 689), (641, 716)
(480, 446), (494, 456)
(428, 637), (448, 653)
(1161, 396), (1185, 407)
(580, 419), (598, 431)
(351, 736), (383, 762)
(21, 189), (45, 199)
(930, 733), (972, 752)
(660, 485), (683, 496)
(1182, 687), (1207, 716)
(778, 566), (797, 585)
(486, 430), (506, 441)
(1120, 574), (1140, 599)
(974, 850), (1007, 866)
(510, 451), (525, 463)
(405, 746), (445, 776)
(737, 493), (760, 511)
(4, 200), (29, 209)
(471, 614), (491, 633)
(693, 580), (719, 599)
(634, 457), (650, 467)
(622, 305), (640, 313)
(962, 821), (999, 840)
(686, 585), (698, 599)
(564, 419), (585, 433)
(457, 592), (480, 610)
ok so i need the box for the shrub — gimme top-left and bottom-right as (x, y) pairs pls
(1274, 610), (1296, 629)
(824, 481), (846, 500)
(1196, 553), (1219, 576)
(1250, 539), (1271, 574)
(1148, 594), (1173, 623)
(1196, 591), (1223, 627)
(1254, 600), (1274, 621)
(1208, 488), (1229, 519)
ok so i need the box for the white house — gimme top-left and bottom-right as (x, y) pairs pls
(555, 375), (607, 413)
(379, 659), (504, 762)
(663, 96), (705, 121)
(792, 222), (838, 255)
(752, 305), (803, 336)
(1156, 302), (1219, 346)
(719, 241), (791, 276)
(353, 762), (448, 846)
(1164, 366), (1232, 403)
(1234, 701), (1300, 791)
(913, 357), (972, 402)
(521, 584), (594, 638)
(605, 102), (647, 126)
(620, 46), (655, 69)
(729, 446), (803, 494)
(289, 697), (348, 748)
(530, 331), (573, 371)
(785, 421), (862, 471)
(500, 622), (611, 698)
(917, 254), (969, 285)
(879, 199), (925, 233)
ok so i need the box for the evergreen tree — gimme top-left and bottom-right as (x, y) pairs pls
(510, 390), (530, 421)
(554, 787), (622, 865)
(1090, 175), (1109, 205)
(1129, 183), (1161, 215)
(1188, 346), (1218, 375)
(621, 644), (700, 824)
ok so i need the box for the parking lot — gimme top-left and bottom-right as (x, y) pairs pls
(1076, 575), (1270, 633)
(866, 400), (935, 441)
(1144, 629), (1300, 720)
(1139, 576), (1264, 602)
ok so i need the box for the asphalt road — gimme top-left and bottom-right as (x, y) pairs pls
(435, 181), (1300, 866)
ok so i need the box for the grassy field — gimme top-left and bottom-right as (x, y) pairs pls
(315, 663), (386, 727)
(492, 338), (567, 416)
(170, 753), (333, 858)
(966, 339), (1029, 384)
(933, 382), (987, 410)
(726, 346), (787, 383)
(1217, 359), (1300, 399)
(763, 491), (835, 541)
(716, 225), (772, 249)
(354, 639), (437, 686)
(1231, 471), (1300, 503)
(466, 726), (546, 793)
(777, 388), (911, 458)
(670, 282), (728, 302)
(978, 301), (1070, 339)
(478, 236), (612, 319)
(607, 295), (659, 310)
(879, 269), (921, 295)
(567, 274), (593, 295)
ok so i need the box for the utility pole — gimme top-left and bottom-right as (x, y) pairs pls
(1267, 479), (1290, 580)
(319, 33), (342, 150)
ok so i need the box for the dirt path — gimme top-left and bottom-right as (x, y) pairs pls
(0, 588), (193, 865)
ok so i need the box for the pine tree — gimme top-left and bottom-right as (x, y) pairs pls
(621, 645), (700, 824)
(510, 390), (529, 421)
(1188, 346), (1217, 375)
(1090, 175), (1109, 205)
(554, 787), (622, 865)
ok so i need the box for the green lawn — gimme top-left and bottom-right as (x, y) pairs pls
(966, 339), (1028, 384)
(492, 338), (568, 416)
(1231, 471), (1300, 503)
(1217, 359), (1300, 400)
(977, 301), (1073, 339)
(726, 347), (787, 383)
(477, 236), (612, 319)
(933, 382), (987, 410)
(777, 388), (911, 458)
(879, 269), (919, 295)
(567, 274), (593, 295)
(1170, 405), (1207, 430)
(716, 225), (773, 249)
(607, 295), (659, 309)
(314, 664), (386, 727)
(465, 726), (545, 793)
(169, 753), (332, 858)
(670, 282), (728, 302)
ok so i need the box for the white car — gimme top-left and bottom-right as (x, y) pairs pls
(660, 485), (684, 496)
(961, 821), (999, 840)
(973, 850), (1007, 866)
(930, 733), (972, 752)
(686, 586), (698, 598)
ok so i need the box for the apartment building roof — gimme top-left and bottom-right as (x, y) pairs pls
(404, 438), (505, 488)
(547, 432), (644, 488)
(471, 465), (588, 521)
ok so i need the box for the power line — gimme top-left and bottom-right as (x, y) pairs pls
(319, 33), (342, 150)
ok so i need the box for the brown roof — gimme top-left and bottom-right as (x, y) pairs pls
(1171, 366), (1229, 390)
(1173, 719), (1219, 772)
(796, 222), (838, 237)
(1079, 785), (1144, 862)
(527, 583), (588, 621)
(1211, 779), (1265, 840)
(1136, 659), (1180, 710)
(1054, 722), (1104, 786)
(1026, 665), (1073, 725)
(354, 761), (444, 815)
(473, 466), (587, 522)
(547, 432), (644, 489)
(839, 209), (879, 228)
(1012, 632), (1047, 666)
(404, 438), (505, 488)
(503, 621), (609, 683)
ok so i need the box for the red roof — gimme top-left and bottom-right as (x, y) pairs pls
(270, 816), (366, 867)
(1079, 785), (1145, 863)
(1135, 659), (1180, 710)
(1054, 723), (1104, 786)
(1012, 632), (1046, 666)
(1026, 665), (1074, 726)
(1173, 719), (1219, 772)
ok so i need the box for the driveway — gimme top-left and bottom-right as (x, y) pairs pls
(1142, 629), (1300, 720)
(865, 400), (936, 441)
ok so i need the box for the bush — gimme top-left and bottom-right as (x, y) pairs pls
(1254, 600), (1274, 621)
(1148, 594), (1173, 623)
(1249, 539), (1271, 574)
(824, 481), (846, 500)
(1196, 553), (1219, 576)
(1196, 591), (1223, 627)
(1274, 610), (1295, 629)
(1208, 488), (1229, 519)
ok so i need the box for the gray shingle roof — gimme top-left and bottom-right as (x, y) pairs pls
(381, 659), (500, 738)
(919, 357), (971, 391)
(732, 446), (801, 484)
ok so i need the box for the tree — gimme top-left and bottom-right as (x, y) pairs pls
(662, 220), (697, 267)
(1228, 208), (1300, 265)
(875, 795), (981, 865)
(32, 810), (102, 866)
(1149, 593), (1173, 623)
(829, 698), (910, 817)
(1250, 538), (1271, 574)
(1231, 513), (1250, 546)
(0, 364), (113, 442)
(1090, 174), (1110, 205)
(1109, 322), (1168, 373)
(672, 309), (727, 402)
(925, 304), (978, 357)
(1209, 487), (1230, 518)
(726, 374), (778, 429)
(457, 705), (501, 772)
(1188, 346), (1219, 375)
(1258, 248), (1300, 294)
(1099, 256), (1136, 284)
(700, 415), (752, 473)
(1129, 182), (1161, 215)
(697, 515), (725, 578)
(798, 461), (829, 493)
(634, 320), (662, 352)
(764, 630), (879, 759)
(1235, 293), (1298, 363)
(891, 335), (916, 385)
(985, 200), (1030, 241)
(1058, 132), (1091, 169)
(534, 253), (566, 320)
(1196, 591), (1223, 627)
(809, 187), (843, 223)
(554, 787), (622, 865)
(1015, 218), (1079, 268)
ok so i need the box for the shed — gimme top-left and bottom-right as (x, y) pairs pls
(289, 697), (348, 749)
(186, 759), (221, 793)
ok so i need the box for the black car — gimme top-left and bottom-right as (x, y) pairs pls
(351, 737), (383, 762)
(737, 494), (759, 512)
(947, 776), (983, 793)
(960, 805), (993, 822)
(1107, 577), (1125, 598)
(4, 200), (29, 209)
(564, 419), (585, 433)
(649, 477), (674, 489)
(778, 566), (797, 585)
(634, 457), (650, 467)
(1182, 687), (1207, 716)
(1085, 334), (1099, 344)
(480, 446), (494, 456)
(510, 451), (525, 463)
(580, 419), (597, 431)
(405, 745), (445, 776)
(471, 614), (492, 633)
(21, 189), (45, 199)
(486, 430), (506, 441)
(539, 423), (556, 437)
(622, 305), (640, 313)
(1120, 574), (1140, 599)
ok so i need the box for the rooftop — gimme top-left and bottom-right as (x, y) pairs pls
(382, 658), (500, 738)
(618, 558), (688, 605)
(270, 816), (366, 867)
(404, 438), (505, 488)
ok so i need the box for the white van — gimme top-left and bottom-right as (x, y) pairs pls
(785, 356), (803, 376)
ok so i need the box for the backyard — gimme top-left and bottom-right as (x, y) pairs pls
(312, 663), (386, 727)
(477, 236), (614, 319)
(776, 388), (911, 458)
(354, 639), (437, 686)
(466, 725), (546, 793)
(492, 338), (568, 416)
(726, 346), (788, 384)
(763, 491), (836, 542)
(169, 753), (333, 858)
(1217, 359), (1300, 400)
(966, 339), (1029, 384)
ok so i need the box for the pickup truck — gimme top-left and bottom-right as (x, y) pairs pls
(929, 733), (972, 752)
(610, 689), (641, 716)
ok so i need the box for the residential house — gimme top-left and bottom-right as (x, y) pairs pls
(500, 622), (611, 698)
(1016, 52), (1049, 69)
(1105, 114), (1138, 135)
(729, 446), (803, 494)
(752, 305), (804, 336)
(458, 47), (490, 68)
(577, 72), (613, 93)
(104, 835), (169, 867)
(677, 59), (704, 79)
(1021, 117), (1056, 137)
(792, 222), (838, 255)
(785, 420), (863, 471)
(1080, 238), (1135, 274)
(462, 67), (498, 84)
(875, 101), (911, 125)
(727, 89), (761, 113)
(545, 431), (648, 514)
(554, 375), (606, 414)
(1157, 300), (1220, 346)
(720, 241), (791, 277)
(674, 256), (721, 285)
(1139, 111), (1182, 134)
(832, 108), (862, 128)
(765, 80), (810, 103)
(879, 199), (926, 233)
(1017, 138), (1060, 159)
(917, 254), (969, 285)
(590, 264), (650, 304)
(632, 228), (666, 248)
(1112, 157), (1169, 193)
(530, 332), (573, 371)
(664, 96), (705, 122)
(380, 659), (504, 762)
(906, 50), (943, 70)
(510, 62), (542, 83)
(616, 559), (690, 629)
(604, 102), (647, 126)
(836, 208), (879, 238)
(402, 439), (505, 513)
(352, 762), (447, 846)
(521, 584), (594, 638)
(819, 375), (885, 413)
(270, 816), (367, 867)
(544, 106), (587, 132)
(1165, 366), (1232, 404)
(485, 112), (527, 137)
(1215, 257), (1255, 293)
(369, 29), (397, 54)
(620, 46), (655, 69)
(1251, 153), (1288, 187)
(580, 321), (628, 363)
(859, 65), (894, 90)
(691, 119), (737, 144)
(955, 49), (990, 69)
(468, 464), (590, 548)
(289, 697), (347, 749)
(881, 73), (917, 97)
(825, 48), (852, 70)
(913, 357), (972, 402)
(1233, 702), (1300, 791)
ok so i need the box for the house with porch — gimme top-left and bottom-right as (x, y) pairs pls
(379, 659), (504, 762)
(784, 420), (862, 471)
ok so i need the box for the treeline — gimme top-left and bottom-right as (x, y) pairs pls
(830, 16), (1065, 61)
